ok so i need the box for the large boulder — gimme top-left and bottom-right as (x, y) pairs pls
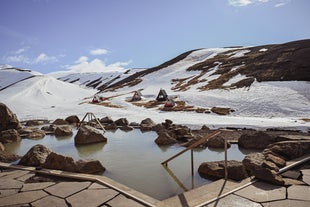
(100, 116), (114, 124)
(242, 152), (284, 185)
(74, 125), (107, 145)
(155, 130), (177, 145)
(65, 115), (80, 124)
(52, 118), (69, 125)
(75, 159), (105, 174)
(114, 118), (129, 126)
(263, 140), (310, 160)
(140, 118), (156, 131)
(19, 144), (52, 167)
(0, 152), (20, 163)
(18, 127), (45, 139)
(43, 152), (77, 172)
(41, 124), (56, 132)
(55, 126), (73, 137)
(207, 134), (231, 149)
(0, 103), (21, 132)
(0, 129), (21, 143)
(198, 160), (248, 181)
(239, 131), (277, 149)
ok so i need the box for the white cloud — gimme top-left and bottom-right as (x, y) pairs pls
(67, 56), (132, 73)
(227, 0), (270, 7)
(274, 0), (291, 7)
(90, 48), (108, 55)
(3, 51), (58, 65)
(34, 53), (57, 64)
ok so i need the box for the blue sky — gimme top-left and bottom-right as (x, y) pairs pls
(0, 0), (309, 74)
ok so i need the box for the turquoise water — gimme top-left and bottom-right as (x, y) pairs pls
(4, 129), (252, 200)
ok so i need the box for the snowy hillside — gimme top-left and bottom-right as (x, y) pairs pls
(49, 68), (144, 90)
(0, 40), (310, 131)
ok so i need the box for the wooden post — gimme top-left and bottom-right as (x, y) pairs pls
(224, 136), (228, 180)
(191, 149), (194, 189)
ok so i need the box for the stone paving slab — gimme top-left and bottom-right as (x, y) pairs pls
(0, 178), (23, 189)
(45, 181), (91, 198)
(88, 182), (109, 189)
(107, 194), (146, 207)
(262, 199), (310, 207)
(31, 195), (68, 207)
(21, 182), (55, 191)
(0, 190), (48, 207)
(66, 189), (119, 207)
(0, 189), (18, 198)
(301, 169), (310, 176)
(234, 182), (286, 203)
(0, 170), (30, 179)
(16, 172), (35, 182)
(302, 175), (310, 185)
(287, 185), (310, 201)
(205, 194), (261, 207)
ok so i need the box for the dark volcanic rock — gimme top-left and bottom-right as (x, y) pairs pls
(75, 159), (105, 174)
(100, 116), (114, 124)
(43, 152), (77, 172)
(0, 103), (21, 132)
(52, 118), (69, 125)
(74, 125), (107, 145)
(198, 160), (248, 181)
(155, 130), (177, 145)
(65, 115), (80, 124)
(242, 152), (284, 185)
(41, 124), (56, 132)
(0, 129), (21, 143)
(19, 144), (52, 167)
(0, 152), (20, 163)
(207, 134), (231, 149)
(55, 126), (73, 137)
(140, 118), (156, 131)
(211, 107), (233, 115)
(114, 118), (129, 126)
(238, 131), (277, 149)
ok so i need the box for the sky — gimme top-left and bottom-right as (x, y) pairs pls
(0, 0), (309, 74)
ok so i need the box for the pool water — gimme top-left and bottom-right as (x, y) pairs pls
(4, 129), (253, 200)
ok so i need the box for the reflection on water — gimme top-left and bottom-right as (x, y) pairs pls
(4, 129), (253, 200)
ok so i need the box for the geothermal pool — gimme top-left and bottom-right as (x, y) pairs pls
(4, 129), (253, 200)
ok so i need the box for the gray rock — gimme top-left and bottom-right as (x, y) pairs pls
(0, 129), (21, 143)
(19, 144), (52, 166)
(155, 130), (177, 145)
(198, 160), (248, 181)
(74, 125), (107, 145)
(55, 126), (73, 137)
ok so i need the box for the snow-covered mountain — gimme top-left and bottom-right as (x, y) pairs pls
(0, 40), (309, 131)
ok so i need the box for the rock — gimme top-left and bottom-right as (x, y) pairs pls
(265, 153), (286, 168)
(0, 151), (20, 163)
(140, 118), (156, 131)
(65, 115), (80, 124)
(0, 142), (5, 151)
(0, 129), (21, 143)
(211, 107), (233, 115)
(43, 152), (77, 172)
(104, 123), (118, 130)
(129, 122), (139, 127)
(0, 103), (21, 132)
(41, 124), (56, 132)
(207, 134), (231, 149)
(18, 127), (45, 139)
(242, 153), (284, 185)
(74, 125), (107, 145)
(55, 126), (73, 137)
(75, 159), (105, 174)
(119, 125), (134, 131)
(263, 140), (310, 160)
(28, 129), (45, 139)
(201, 125), (210, 131)
(198, 160), (248, 181)
(238, 131), (277, 149)
(153, 124), (165, 132)
(155, 130), (177, 145)
(262, 160), (279, 172)
(52, 118), (69, 125)
(25, 120), (43, 126)
(19, 144), (52, 167)
(100, 116), (114, 124)
(114, 118), (129, 126)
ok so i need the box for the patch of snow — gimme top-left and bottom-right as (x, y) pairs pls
(259, 48), (268, 52)
(223, 74), (247, 86)
(228, 49), (251, 58)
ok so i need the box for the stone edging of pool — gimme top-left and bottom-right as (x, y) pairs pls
(1, 154), (309, 207)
